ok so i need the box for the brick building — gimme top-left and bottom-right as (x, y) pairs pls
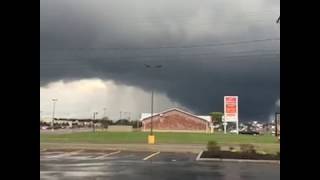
(140, 108), (211, 133)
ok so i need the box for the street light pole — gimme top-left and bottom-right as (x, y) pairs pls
(103, 108), (106, 118)
(275, 112), (280, 137)
(93, 112), (98, 132)
(144, 64), (162, 143)
(51, 99), (58, 131)
(102, 108), (108, 130)
(151, 90), (154, 135)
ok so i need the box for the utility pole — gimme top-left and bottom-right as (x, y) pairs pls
(120, 111), (122, 120)
(51, 99), (58, 131)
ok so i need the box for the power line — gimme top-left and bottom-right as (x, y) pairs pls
(40, 49), (279, 65)
(40, 53), (279, 69)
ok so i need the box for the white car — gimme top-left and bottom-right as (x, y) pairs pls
(230, 129), (238, 134)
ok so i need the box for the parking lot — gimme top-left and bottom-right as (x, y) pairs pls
(40, 149), (280, 180)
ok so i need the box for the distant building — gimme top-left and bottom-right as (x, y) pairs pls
(140, 108), (211, 133)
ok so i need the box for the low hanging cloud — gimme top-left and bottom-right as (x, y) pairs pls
(40, 79), (186, 120)
(40, 0), (280, 121)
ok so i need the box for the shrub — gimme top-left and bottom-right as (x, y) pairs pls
(240, 144), (256, 154)
(276, 152), (280, 157)
(207, 141), (220, 152)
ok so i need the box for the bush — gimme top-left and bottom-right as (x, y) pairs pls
(276, 152), (280, 157)
(240, 144), (256, 154)
(207, 141), (220, 152)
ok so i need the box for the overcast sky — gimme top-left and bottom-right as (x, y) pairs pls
(40, 0), (280, 121)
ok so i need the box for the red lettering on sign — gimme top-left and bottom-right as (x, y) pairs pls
(225, 97), (237, 103)
(226, 104), (236, 113)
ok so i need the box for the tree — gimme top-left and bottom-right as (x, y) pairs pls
(208, 112), (223, 125)
(115, 119), (130, 125)
(130, 120), (142, 128)
(101, 119), (113, 128)
(102, 116), (109, 121)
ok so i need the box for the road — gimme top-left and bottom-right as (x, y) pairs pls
(40, 150), (280, 180)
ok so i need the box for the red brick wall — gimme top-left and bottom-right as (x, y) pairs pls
(142, 110), (208, 131)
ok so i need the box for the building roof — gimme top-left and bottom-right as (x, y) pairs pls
(140, 108), (211, 122)
(140, 113), (152, 121)
(197, 116), (211, 122)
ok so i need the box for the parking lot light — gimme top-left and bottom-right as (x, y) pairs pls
(93, 112), (98, 132)
(144, 64), (162, 144)
(51, 99), (58, 131)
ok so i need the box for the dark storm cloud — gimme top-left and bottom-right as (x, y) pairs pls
(40, 0), (280, 121)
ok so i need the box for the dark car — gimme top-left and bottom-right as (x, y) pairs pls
(239, 129), (260, 135)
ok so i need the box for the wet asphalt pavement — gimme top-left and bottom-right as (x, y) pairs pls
(40, 150), (280, 180)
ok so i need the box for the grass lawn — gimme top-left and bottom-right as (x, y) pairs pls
(40, 131), (279, 154)
(40, 131), (278, 144)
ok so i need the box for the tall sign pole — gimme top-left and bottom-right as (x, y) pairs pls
(224, 96), (239, 134)
(222, 116), (227, 134)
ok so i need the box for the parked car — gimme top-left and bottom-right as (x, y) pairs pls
(230, 129), (238, 134)
(239, 129), (260, 135)
(41, 126), (49, 130)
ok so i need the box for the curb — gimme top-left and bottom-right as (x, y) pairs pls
(196, 151), (280, 164)
(40, 143), (204, 153)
